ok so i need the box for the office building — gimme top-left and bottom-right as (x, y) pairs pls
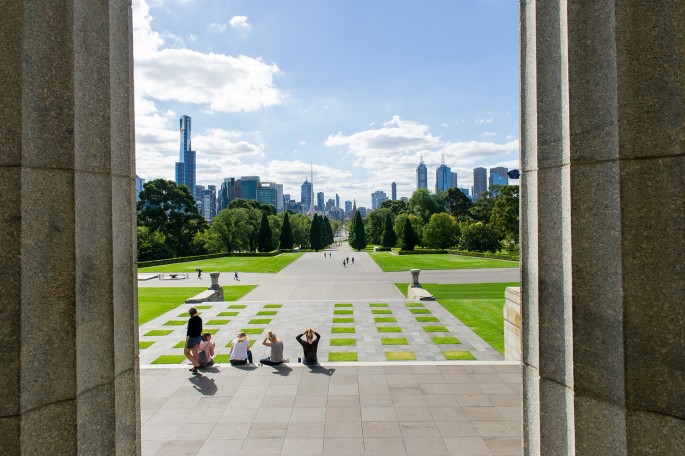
(371, 190), (389, 210)
(435, 159), (452, 193)
(391, 182), (397, 200)
(274, 184), (284, 212)
(473, 167), (487, 200)
(489, 167), (509, 189)
(451, 172), (458, 189)
(256, 182), (278, 209)
(416, 156), (428, 189)
(344, 200), (352, 215)
(135, 175), (145, 202)
(240, 176), (259, 200)
(317, 192), (324, 212)
(335, 194), (340, 209)
(301, 179), (312, 213)
(218, 177), (240, 212)
(174, 115), (197, 197)
(459, 188), (470, 198)
(201, 185), (216, 222)
(326, 199), (335, 212)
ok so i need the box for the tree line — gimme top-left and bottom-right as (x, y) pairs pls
(347, 186), (519, 253)
(137, 179), (338, 261)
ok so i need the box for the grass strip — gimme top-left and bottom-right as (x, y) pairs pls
(330, 338), (356, 346)
(369, 303), (389, 307)
(151, 355), (186, 364)
(374, 317), (397, 323)
(138, 254), (303, 273)
(376, 326), (402, 333)
(331, 327), (355, 333)
(139, 341), (154, 349)
(328, 352), (358, 362)
(143, 330), (173, 337)
(218, 312), (239, 317)
(162, 320), (186, 326)
(214, 354), (230, 363)
(406, 303), (424, 307)
(263, 304), (282, 308)
(256, 311), (277, 316)
(138, 287), (206, 324)
(332, 318), (354, 323)
(385, 352), (416, 361)
(206, 319), (230, 325)
(442, 351), (476, 360)
(196, 305), (212, 309)
(228, 304), (247, 309)
(333, 310), (353, 315)
(381, 338), (408, 345)
(410, 308), (432, 314)
(334, 303), (353, 307)
(248, 319), (272, 325)
(371, 309), (392, 315)
(432, 337), (461, 344)
(240, 328), (264, 335)
(173, 341), (186, 349)
(415, 316), (440, 322)
(422, 325), (449, 332)
(226, 339), (256, 347)
(369, 252), (517, 272)
(177, 312), (201, 317)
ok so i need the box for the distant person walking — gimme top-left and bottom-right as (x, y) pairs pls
(324, 253), (326, 259)
(346, 256), (349, 264)
(229, 332), (253, 365)
(296, 328), (320, 365)
(342, 260), (346, 267)
(234, 270), (239, 281)
(260, 331), (284, 366)
(196, 268), (202, 278)
(184, 307), (202, 373)
(351, 257), (354, 265)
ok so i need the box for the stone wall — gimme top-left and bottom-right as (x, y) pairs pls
(503, 287), (521, 362)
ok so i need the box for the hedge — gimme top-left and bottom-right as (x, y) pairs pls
(397, 249), (448, 255)
(448, 250), (520, 262)
(138, 250), (281, 268)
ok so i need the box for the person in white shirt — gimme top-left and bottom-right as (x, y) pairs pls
(229, 331), (253, 365)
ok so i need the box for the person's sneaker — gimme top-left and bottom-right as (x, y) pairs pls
(284, 358), (290, 363)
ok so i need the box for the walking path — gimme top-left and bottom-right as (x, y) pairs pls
(140, 246), (522, 455)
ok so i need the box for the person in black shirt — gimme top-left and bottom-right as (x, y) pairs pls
(296, 328), (320, 365)
(184, 307), (203, 373)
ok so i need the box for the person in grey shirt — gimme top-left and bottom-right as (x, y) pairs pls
(260, 330), (284, 366)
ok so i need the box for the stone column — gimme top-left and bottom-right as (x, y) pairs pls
(0, 1), (140, 454)
(521, 1), (684, 455)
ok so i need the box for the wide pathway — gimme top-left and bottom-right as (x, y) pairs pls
(140, 246), (522, 455)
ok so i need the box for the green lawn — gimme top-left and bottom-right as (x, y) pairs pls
(331, 327), (355, 333)
(399, 282), (519, 354)
(263, 304), (282, 308)
(442, 351), (476, 360)
(330, 338), (356, 346)
(371, 309), (392, 315)
(333, 310), (353, 315)
(138, 287), (205, 324)
(374, 317), (397, 323)
(333, 318), (354, 323)
(138, 253), (303, 273)
(256, 311), (277, 316)
(370, 252), (518, 272)
(240, 328), (264, 335)
(386, 352), (416, 361)
(248, 319), (272, 325)
(206, 319), (230, 325)
(416, 317), (440, 323)
(138, 286), (255, 325)
(422, 325), (448, 332)
(410, 309), (431, 314)
(432, 336), (461, 345)
(376, 327), (402, 333)
(139, 341), (155, 349)
(143, 330), (173, 337)
(218, 312), (239, 317)
(381, 338), (408, 345)
(151, 355), (186, 364)
(369, 303), (389, 307)
(335, 303), (353, 307)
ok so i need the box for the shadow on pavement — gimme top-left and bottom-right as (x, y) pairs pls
(189, 373), (217, 396)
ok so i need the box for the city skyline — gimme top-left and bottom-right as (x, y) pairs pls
(133, 0), (519, 207)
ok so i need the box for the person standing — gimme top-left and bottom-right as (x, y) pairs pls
(296, 328), (321, 365)
(196, 268), (202, 278)
(260, 330), (284, 366)
(234, 270), (239, 281)
(351, 257), (354, 265)
(184, 307), (202, 373)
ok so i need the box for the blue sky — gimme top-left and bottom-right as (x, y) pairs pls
(134, 0), (519, 207)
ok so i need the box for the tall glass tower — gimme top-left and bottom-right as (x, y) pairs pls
(473, 167), (488, 200)
(416, 156), (427, 189)
(435, 155), (452, 192)
(300, 179), (312, 213)
(175, 115), (196, 197)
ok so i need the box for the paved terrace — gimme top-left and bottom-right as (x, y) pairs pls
(140, 248), (522, 455)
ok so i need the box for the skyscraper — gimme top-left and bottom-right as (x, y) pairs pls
(300, 179), (312, 213)
(344, 200), (352, 215)
(391, 182), (397, 200)
(473, 167), (487, 200)
(451, 172), (458, 189)
(135, 175), (145, 202)
(240, 176), (259, 200)
(335, 194), (340, 209)
(371, 190), (389, 210)
(317, 192), (324, 212)
(175, 115), (197, 197)
(256, 182), (278, 208)
(275, 184), (284, 212)
(201, 185), (216, 222)
(435, 156), (452, 193)
(489, 167), (509, 188)
(416, 156), (428, 189)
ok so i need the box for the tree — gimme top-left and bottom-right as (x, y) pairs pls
(380, 199), (407, 215)
(470, 190), (496, 223)
(348, 211), (367, 250)
(442, 187), (473, 221)
(394, 213), (423, 247)
(257, 212), (274, 252)
(206, 207), (261, 252)
(422, 213), (459, 249)
(400, 217), (419, 251)
(137, 226), (174, 261)
(460, 222), (501, 253)
(490, 185), (520, 250)
(407, 188), (445, 223)
(381, 214), (397, 248)
(137, 179), (208, 258)
(279, 211), (295, 249)
(364, 208), (392, 245)
(289, 213), (312, 248)
(323, 216), (334, 245)
(228, 198), (277, 216)
(309, 214), (325, 251)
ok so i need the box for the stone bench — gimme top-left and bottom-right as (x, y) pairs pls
(185, 289), (223, 304)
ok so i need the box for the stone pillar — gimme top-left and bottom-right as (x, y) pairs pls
(521, 1), (684, 455)
(503, 287), (521, 362)
(209, 272), (224, 301)
(409, 269), (421, 287)
(1, 1), (140, 454)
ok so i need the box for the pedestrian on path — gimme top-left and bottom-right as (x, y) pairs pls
(196, 268), (202, 278)
(184, 307), (202, 373)
(351, 257), (354, 265)
(346, 256), (349, 264)
(234, 270), (239, 281)
(342, 260), (346, 267)
(323, 253), (326, 259)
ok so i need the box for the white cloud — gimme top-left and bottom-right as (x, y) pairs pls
(133, 0), (281, 113)
(475, 118), (493, 124)
(229, 16), (252, 31)
(299, 140), (307, 145)
(209, 22), (228, 32)
(483, 131), (497, 137)
(441, 123), (449, 128)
